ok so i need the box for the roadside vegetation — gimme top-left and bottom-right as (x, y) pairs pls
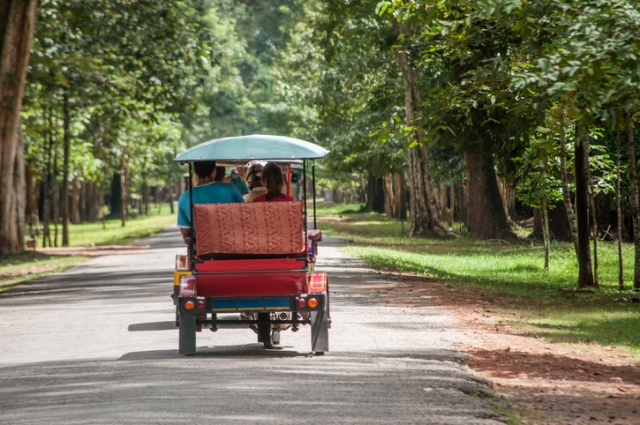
(317, 204), (640, 354)
(1, 207), (175, 292)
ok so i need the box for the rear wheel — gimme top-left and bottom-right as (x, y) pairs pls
(257, 312), (274, 349)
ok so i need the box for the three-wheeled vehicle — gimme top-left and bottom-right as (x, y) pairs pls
(172, 135), (330, 355)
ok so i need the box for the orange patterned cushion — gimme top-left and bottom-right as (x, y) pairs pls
(194, 201), (305, 255)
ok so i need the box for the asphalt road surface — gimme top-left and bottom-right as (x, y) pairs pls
(0, 228), (503, 425)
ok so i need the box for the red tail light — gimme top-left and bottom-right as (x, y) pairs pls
(297, 298), (306, 308)
(197, 300), (206, 310)
(180, 276), (196, 296)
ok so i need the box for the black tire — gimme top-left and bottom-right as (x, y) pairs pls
(257, 312), (274, 349)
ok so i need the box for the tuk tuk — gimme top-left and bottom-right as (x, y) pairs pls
(172, 135), (330, 355)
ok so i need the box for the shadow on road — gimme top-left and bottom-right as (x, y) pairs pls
(128, 321), (177, 332)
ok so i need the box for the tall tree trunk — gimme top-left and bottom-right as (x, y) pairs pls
(61, 92), (70, 246)
(616, 128), (624, 291)
(407, 148), (430, 235)
(72, 176), (80, 224)
(542, 195), (550, 270)
(558, 112), (580, 255)
(575, 128), (595, 288)
(448, 185), (455, 227)
(393, 172), (407, 220)
(52, 147), (59, 248)
(437, 181), (447, 220)
(396, 23), (454, 238)
(25, 163), (37, 237)
(624, 113), (640, 290)
(0, 0), (38, 254)
(121, 166), (129, 227)
(465, 150), (516, 240)
(168, 183), (175, 214)
(143, 182), (150, 215)
(41, 118), (52, 248)
(8, 124), (25, 251)
(384, 174), (394, 217)
(366, 174), (385, 213)
(497, 177), (515, 225)
(87, 180), (96, 222)
(586, 138), (599, 288)
(459, 181), (469, 228)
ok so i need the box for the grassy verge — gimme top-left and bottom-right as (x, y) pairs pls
(65, 207), (176, 246)
(0, 252), (88, 293)
(315, 203), (640, 354)
(1, 205), (177, 292)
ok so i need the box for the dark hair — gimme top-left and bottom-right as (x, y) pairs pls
(246, 164), (264, 190)
(214, 166), (226, 182)
(193, 161), (216, 179)
(261, 163), (285, 200)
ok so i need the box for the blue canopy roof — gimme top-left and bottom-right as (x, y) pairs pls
(174, 134), (330, 162)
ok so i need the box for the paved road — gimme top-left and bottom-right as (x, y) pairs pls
(0, 228), (502, 425)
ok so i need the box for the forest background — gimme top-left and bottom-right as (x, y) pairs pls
(1, 0), (640, 294)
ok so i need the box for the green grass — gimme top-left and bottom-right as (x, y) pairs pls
(316, 204), (640, 354)
(63, 207), (176, 247)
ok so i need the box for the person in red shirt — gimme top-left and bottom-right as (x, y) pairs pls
(253, 162), (294, 202)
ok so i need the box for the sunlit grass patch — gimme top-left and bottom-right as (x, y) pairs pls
(316, 207), (640, 351)
(67, 207), (176, 246)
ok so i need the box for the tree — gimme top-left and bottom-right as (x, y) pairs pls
(0, 0), (38, 255)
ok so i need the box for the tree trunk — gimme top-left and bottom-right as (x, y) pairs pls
(80, 179), (87, 222)
(7, 124), (25, 251)
(52, 143), (59, 247)
(366, 174), (385, 213)
(384, 174), (394, 217)
(25, 163), (37, 237)
(448, 185), (455, 227)
(61, 92), (70, 246)
(0, 0), (38, 254)
(542, 195), (550, 269)
(558, 112), (580, 255)
(497, 177), (515, 224)
(465, 150), (516, 240)
(587, 140), (599, 288)
(143, 181), (150, 215)
(407, 147), (430, 235)
(87, 180), (96, 222)
(396, 23), (455, 238)
(624, 113), (640, 290)
(168, 183), (175, 214)
(121, 165), (129, 227)
(72, 176), (80, 224)
(437, 181), (447, 220)
(41, 118), (52, 248)
(393, 172), (407, 220)
(575, 129), (595, 288)
(616, 128), (624, 291)
(459, 181), (469, 228)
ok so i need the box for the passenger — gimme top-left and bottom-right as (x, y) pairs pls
(214, 166), (226, 182)
(252, 162), (294, 203)
(243, 164), (267, 202)
(177, 161), (244, 240)
(223, 165), (249, 195)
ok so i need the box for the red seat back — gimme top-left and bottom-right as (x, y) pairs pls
(194, 201), (304, 256)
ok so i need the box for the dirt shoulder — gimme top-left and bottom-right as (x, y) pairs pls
(370, 272), (640, 425)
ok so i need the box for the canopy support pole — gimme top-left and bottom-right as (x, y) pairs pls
(188, 163), (195, 270)
(312, 162), (317, 230)
(303, 160), (307, 238)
